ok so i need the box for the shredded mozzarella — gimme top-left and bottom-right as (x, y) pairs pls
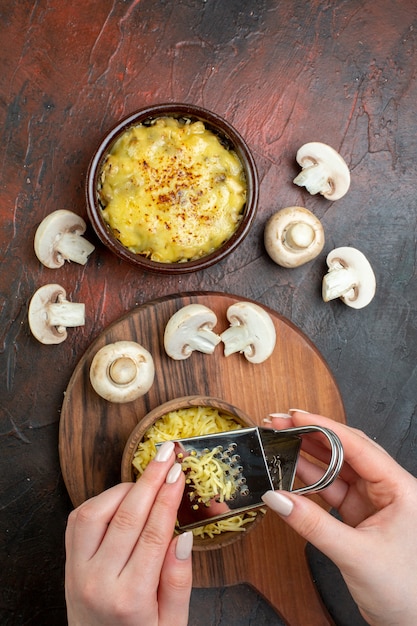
(132, 406), (260, 536)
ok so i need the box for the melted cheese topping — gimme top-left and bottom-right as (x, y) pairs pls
(98, 117), (247, 263)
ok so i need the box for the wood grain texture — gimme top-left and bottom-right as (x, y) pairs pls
(60, 292), (345, 625)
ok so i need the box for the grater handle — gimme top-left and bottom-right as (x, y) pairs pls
(283, 425), (344, 495)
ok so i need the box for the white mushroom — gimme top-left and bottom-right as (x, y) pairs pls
(264, 206), (325, 268)
(89, 341), (155, 403)
(164, 304), (221, 360)
(293, 142), (350, 200)
(220, 302), (276, 363)
(34, 209), (95, 268)
(28, 284), (85, 344)
(322, 247), (376, 309)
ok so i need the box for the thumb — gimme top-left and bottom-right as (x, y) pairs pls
(262, 490), (357, 567)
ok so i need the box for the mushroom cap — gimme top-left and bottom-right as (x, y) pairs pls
(90, 340), (155, 403)
(34, 209), (89, 268)
(164, 304), (221, 360)
(324, 246), (376, 309)
(294, 142), (350, 200)
(264, 206), (325, 268)
(28, 284), (69, 344)
(222, 302), (276, 363)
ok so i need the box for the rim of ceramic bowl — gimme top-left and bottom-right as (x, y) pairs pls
(121, 395), (265, 551)
(86, 103), (259, 274)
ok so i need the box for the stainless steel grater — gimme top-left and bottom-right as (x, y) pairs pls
(164, 425), (344, 530)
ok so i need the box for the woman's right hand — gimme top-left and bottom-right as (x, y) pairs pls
(262, 410), (417, 626)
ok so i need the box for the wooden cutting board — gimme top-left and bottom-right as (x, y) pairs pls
(59, 292), (345, 625)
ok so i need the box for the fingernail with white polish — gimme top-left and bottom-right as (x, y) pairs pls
(261, 491), (294, 517)
(155, 440), (175, 462)
(176, 531), (193, 560)
(166, 462), (182, 484)
(288, 408), (311, 415)
(269, 412), (292, 419)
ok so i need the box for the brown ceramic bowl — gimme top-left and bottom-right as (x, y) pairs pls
(86, 103), (259, 274)
(121, 395), (265, 551)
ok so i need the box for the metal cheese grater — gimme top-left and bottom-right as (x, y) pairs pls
(166, 425), (344, 530)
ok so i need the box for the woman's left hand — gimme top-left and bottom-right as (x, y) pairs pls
(65, 440), (193, 626)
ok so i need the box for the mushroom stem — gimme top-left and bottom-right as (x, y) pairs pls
(293, 164), (332, 196)
(322, 262), (356, 302)
(109, 357), (137, 385)
(47, 298), (85, 329)
(284, 222), (315, 250)
(56, 232), (95, 265)
(221, 325), (253, 358)
(186, 327), (221, 355)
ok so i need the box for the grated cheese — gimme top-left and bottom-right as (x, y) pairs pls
(181, 446), (236, 504)
(132, 406), (260, 537)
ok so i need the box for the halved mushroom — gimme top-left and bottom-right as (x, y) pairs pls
(264, 206), (325, 268)
(28, 284), (85, 344)
(34, 209), (95, 268)
(220, 302), (276, 363)
(164, 304), (221, 360)
(90, 341), (155, 403)
(293, 142), (350, 200)
(322, 247), (376, 309)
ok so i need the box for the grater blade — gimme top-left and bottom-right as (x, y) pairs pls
(162, 425), (343, 531)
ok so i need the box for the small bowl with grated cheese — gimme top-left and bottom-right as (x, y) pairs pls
(121, 395), (266, 550)
(86, 103), (259, 274)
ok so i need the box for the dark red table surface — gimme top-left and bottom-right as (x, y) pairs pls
(1, 1), (417, 625)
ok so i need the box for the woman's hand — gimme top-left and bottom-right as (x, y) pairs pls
(262, 410), (417, 626)
(65, 441), (193, 626)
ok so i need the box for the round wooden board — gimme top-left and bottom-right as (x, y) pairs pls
(59, 292), (345, 625)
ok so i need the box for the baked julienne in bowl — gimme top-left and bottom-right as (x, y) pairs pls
(86, 103), (259, 274)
